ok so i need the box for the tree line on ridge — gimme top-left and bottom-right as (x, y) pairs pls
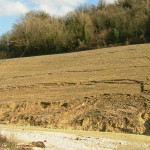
(0, 0), (150, 58)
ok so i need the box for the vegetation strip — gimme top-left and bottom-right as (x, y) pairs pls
(1, 0), (150, 58)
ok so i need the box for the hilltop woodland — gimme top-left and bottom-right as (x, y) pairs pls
(0, 0), (150, 58)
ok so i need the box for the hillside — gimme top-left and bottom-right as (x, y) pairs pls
(0, 44), (150, 135)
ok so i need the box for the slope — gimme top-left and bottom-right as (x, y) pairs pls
(0, 44), (150, 135)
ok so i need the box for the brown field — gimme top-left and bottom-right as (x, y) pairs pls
(0, 44), (150, 137)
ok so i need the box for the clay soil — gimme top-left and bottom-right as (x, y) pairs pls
(0, 44), (150, 135)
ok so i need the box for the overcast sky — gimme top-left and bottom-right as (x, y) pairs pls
(0, 0), (115, 36)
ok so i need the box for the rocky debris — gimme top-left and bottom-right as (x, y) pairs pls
(13, 142), (46, 150)
(1, 128), (150, 150)
(16, 144), (33, 150)
(30, 141), (46, 148)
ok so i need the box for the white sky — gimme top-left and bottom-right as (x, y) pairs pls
(0, 0), (115, 36)
(0, 0), (28, 16)
(0, 0), (115, 16)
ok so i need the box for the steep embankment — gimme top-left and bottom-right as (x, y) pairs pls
(0, 94), (150, 135)
(0, 44), (150, 135)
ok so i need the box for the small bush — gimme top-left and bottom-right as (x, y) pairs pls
(112, 28), (120, 43)
(0, 135), (16, 149)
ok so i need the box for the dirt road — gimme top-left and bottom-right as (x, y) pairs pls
(0, 125), (150, 150)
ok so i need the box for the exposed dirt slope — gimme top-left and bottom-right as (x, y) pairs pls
(0, 44), (150, 135)
(0, 93), (150, 135)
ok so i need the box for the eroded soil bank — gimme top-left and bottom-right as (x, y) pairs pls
(0, 93), (150, 135)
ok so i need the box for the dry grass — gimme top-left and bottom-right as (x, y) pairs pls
(0, 44), (149, 103)
(0, 134), (16, 149)
(0, 44), (150, 144)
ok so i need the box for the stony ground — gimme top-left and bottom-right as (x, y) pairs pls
(0, 126), (150, 150)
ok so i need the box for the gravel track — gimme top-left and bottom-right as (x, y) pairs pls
(0, 127), (149, 150)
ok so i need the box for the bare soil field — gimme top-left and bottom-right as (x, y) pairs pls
(0, 44), (150, 136)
